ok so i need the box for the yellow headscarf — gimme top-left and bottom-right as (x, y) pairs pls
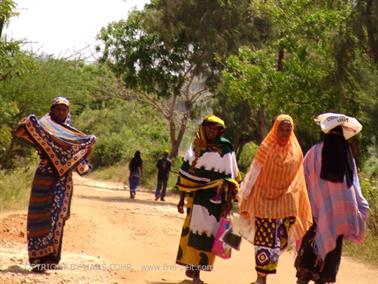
(190, 114), (225, 173)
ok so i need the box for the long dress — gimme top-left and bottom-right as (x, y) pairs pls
(15, 113), (95, 266)
(239, 114), (312, 274)
(175, 136), (240, 271)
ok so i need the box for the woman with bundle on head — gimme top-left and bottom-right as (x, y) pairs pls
(175, 114), (241, 284)
(295, 113), (369, 284)
(15, 97), (96, 272)
(240, 114), (312, 284)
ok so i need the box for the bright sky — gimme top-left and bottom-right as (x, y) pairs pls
(4, 0), (150, 60)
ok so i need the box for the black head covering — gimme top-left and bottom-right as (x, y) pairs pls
(320, 126), (355, 187)
(129, 151), (143, 171)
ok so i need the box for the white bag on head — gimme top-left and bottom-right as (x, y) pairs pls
(314, 113), (362, 140)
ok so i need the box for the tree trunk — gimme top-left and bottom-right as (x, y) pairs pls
(0, 18), (4, 39)
(168, 116), (178, 158)
(170, 139), (180, 158)
(236, 141), (246, 161)
(365, 0), (378, 65)
(257, 106), (267, 143)
(168, 113), (189, 158)
(277, 48), (285, 71)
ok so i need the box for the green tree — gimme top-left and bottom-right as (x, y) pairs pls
(97, 1), (271, 157)
(214, 0), (378, 155)
(0, 57), (120, 168)
(97, 11), (214, 157)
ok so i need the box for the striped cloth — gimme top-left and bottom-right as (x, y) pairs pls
(16, 114), (96, 176)
(15, 113), (95, 264)
(240, 115), (312, 241)
(303, 143), (369, 259)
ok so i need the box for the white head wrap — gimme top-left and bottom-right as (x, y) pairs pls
(314, 113), (362, 140)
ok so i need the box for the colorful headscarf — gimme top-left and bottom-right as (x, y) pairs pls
(51, 96), (70, 108)
(252, 114), (304, 199)
(201, 114), (225, 128)
(190, 114), (225, 172)
(50, 96), (71, 126)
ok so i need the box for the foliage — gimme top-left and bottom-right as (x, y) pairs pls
(0, 0), (32, 82)
(214, 0), (378, 155)
(0, 57), (120, 168)
(96, 0), (273, 157)
(0, 165), (34, 211)
(74, 98), (170, 174)
(237, 142), (259, 174)
(148, 0), (266, 72)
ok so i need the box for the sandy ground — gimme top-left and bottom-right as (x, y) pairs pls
(1, 175), (377, 284)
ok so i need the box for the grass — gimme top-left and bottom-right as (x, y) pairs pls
(90, 163), (130, 184)
(0, 166), (34, 212)
(344, 231), (378, 267)
(90, 158), (181, 192)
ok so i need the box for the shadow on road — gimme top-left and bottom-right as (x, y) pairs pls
(75, 194), (178, 208)
(0, 265), (33, 275)
(146, 280), (193, 284)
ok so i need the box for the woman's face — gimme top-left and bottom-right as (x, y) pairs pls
(52, 104), (69, 123)
(204, 124), (223, 141)
(277, 120), (292, 142)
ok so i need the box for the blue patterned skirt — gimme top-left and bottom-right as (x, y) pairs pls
(27, 159), (73, 266)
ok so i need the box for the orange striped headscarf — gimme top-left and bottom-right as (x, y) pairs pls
(254, 114), (304, 200)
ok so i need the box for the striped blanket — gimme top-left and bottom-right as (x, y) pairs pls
(303, 143), (369, 259)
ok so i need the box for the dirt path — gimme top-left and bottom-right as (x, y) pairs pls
(1, 176), (377, 284)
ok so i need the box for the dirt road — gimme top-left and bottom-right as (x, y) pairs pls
(1, 176), (377, 283)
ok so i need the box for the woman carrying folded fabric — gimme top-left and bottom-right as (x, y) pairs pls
(176, 114), (241, 284)
(240, 114), (312, 284)
(15, 97), (96, 272)
(295, 113), (369, 284)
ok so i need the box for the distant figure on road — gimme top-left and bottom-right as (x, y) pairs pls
(155, 151), (172, 201)
(295, 113), (369, 284)
(128, 150), (143, 199)
(15, 97), (96, 272)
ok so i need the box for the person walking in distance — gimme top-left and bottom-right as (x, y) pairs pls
(155, 151), (172, 201)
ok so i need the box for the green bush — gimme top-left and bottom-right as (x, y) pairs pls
(238, 142), (258, 174)
(0, 166), (34, 212)
(363, 145), (378, 179)
(360, 176), (378, 234)
(344, 230), (378, 267)
(75, 98), (171, 188)
(91, 135), (126, 167)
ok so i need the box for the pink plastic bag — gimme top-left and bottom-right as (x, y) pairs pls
(212, 217), (232, 259)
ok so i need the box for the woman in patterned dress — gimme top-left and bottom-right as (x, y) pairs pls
(240, 114), (312, 284)
(15, 97), (96, 272)
(175, 114), (240, 284)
